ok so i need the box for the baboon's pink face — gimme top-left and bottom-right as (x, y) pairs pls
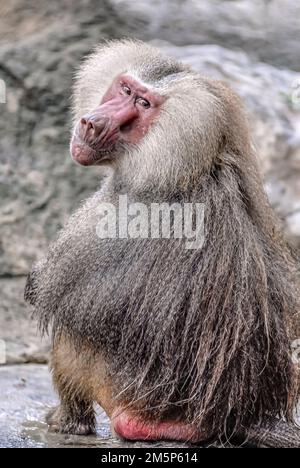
(71, 74), (164, 166)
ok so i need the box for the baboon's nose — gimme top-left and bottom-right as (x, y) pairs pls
(80, 115), (107, 140)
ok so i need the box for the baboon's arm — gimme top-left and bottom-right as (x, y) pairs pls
(24, 260), (45, 305)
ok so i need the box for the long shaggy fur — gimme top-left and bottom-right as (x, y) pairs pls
(25, 40), (300, 439)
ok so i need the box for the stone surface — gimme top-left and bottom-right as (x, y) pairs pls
(2, 1), (300, 73)
(0, 365), (298, 448)
(0, 278), (50, 364)
(111, 0), (300, 72)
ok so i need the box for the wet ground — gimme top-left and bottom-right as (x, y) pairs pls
(3, 364), (300, 448)
(0, 364), (193, 448)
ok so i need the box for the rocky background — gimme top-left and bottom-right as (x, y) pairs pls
(0, 0), (300, 364)
(1, 0), (300, 449)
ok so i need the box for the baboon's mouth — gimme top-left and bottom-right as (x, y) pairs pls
(70, 135), (113, 166)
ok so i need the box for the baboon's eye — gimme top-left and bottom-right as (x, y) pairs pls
(122, 84), (131, 95)
(136, 97), (151, 109)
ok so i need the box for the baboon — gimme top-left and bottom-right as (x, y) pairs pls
(25, 40), (300, 447)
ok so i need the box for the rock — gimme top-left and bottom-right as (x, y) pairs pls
(111, 0), (300, 72)
(0, 364), (196, 448)
(2, 2), (300, 72)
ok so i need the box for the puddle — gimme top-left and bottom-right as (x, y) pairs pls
(2, 363), (299, 448)
(21, 418), (115, 448)
(0, 364), (113, 447)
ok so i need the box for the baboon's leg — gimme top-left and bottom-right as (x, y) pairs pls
(46, 397), (96, 435)
(46, 335), (209, 442)
(47, 336), (96, 435)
